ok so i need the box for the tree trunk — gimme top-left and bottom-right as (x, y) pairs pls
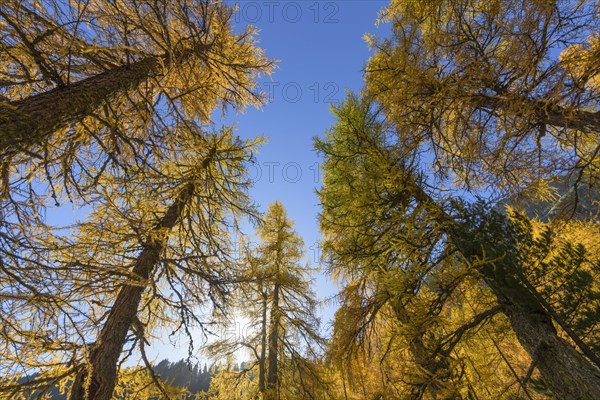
(481, 263), (600, 400)
(0, 45), (207, 160)
(265, 282), (280, 400)
(411, 185), (600, 399)
(474, 92), (600, 134)
(258, 292), (268, 393)
(0, 56), (159, 159)
(69, 182), (195, 400)
(389, 299), (462, 400)
(416, 81), (600, 134)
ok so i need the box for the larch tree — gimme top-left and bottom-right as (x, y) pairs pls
(317, 95), (480, 399)
(0, 0), (272, 199)
(365, 0), (599, 212)
(259, 202), (323, 400)
(207, 202), (324, 400)
(0, 126), (263, 399)
(316, 94), (600, 399)
(0, 2), (272, 396)
(205, 245), (271, 400)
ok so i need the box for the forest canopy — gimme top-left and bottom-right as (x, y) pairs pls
(0, 0), (599, 399)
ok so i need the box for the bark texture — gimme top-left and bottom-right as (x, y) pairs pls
(265, 282), (280, 400)
(415, 82), (600, 134)
(259, 293), (268, 393)
(389, 299), (462, 400)
(474, 92), (600, 134)
(411, 185), (600, 399)
(0, 45), (206, 160)
(481, 263), (600, 400)
(1, 56), (160, 158)
(69, 182), (195, 400)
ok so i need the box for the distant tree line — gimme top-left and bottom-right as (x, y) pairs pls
(152, 359), (214, 396)
(12, 358), (218, 399)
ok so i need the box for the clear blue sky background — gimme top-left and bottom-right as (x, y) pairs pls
(159, 0), (389, 363)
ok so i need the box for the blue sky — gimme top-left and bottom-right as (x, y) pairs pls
(146, 0), (390, 363)
(38, 0), (388, 365)
(224, 0), (386, 286)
